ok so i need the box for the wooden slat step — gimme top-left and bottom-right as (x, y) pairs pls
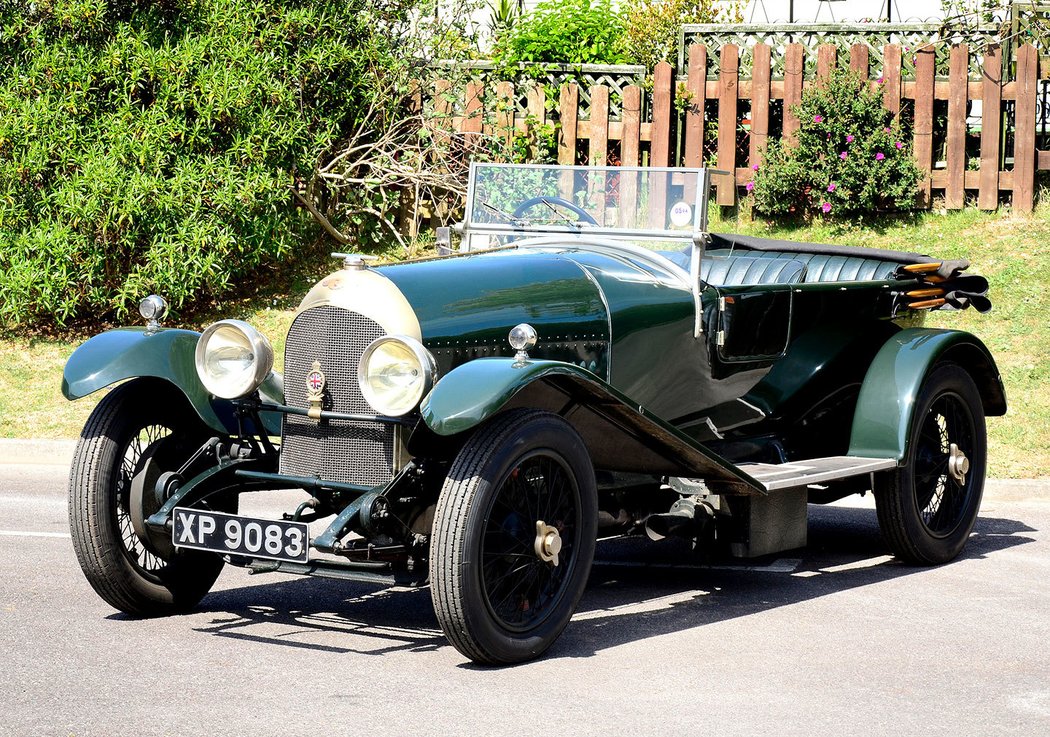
(737, 456), (897, 492)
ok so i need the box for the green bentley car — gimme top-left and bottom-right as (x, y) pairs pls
(63, 164), (1004, 664)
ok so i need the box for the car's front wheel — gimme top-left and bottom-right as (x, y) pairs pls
(875, 363), (987, 565)
(68, 380), (225, 616)
(429, 410), (598, 664)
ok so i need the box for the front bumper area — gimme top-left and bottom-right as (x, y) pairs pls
(142, 434), (429, 587)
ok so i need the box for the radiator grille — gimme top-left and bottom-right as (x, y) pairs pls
(280, 306), (394, 487)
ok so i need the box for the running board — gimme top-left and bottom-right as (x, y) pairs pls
(736, 456), (897, 492)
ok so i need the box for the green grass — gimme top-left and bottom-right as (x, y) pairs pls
(2, 207), (1046, 477)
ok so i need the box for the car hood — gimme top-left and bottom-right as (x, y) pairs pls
(296, 248), (613, 378)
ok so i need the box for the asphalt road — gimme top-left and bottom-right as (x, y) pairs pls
(2, 454), (1048, 737)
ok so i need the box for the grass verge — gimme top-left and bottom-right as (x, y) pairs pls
(2, 207), (1046, 477)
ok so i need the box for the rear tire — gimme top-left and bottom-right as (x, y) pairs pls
(68, 381), (225, 616)
(875, 363), (987, 565)
(429, 410), (597, 664)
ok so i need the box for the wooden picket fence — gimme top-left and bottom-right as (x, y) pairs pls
(433, 42), (1048, 212)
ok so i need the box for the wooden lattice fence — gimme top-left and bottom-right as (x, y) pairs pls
(678, 23), (1001, 78)
(430, 42), (1048, 213)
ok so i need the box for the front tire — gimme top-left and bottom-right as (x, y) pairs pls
(875, 363), (987, 565)
(429, 410), (598, 664)
(68, 381), (225, 616)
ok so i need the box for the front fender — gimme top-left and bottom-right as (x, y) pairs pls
(62, 327), (283, 435)
(847, 328), (1006, 461)
(421, 358), (760, 488)
(421, 359), (594, 437)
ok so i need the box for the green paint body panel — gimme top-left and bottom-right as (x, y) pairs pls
(847, 328), (1006, 460)
(378, 250), (610, 376)
(421, 358), (577, 436)
(62, 327), (284, 435)
(563, 250), (701, 417)
(380, 246), (721, 422)
(420, 357), (760, 487)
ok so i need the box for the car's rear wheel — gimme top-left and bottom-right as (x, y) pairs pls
(875, 363), (987, 565)
(429, 410), (597, 664)
(69, 380), (225, 616)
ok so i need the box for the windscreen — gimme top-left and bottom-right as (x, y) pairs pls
(467, 164), (709, 237)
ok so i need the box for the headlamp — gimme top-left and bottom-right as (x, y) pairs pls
(357, 335), (436, 416)
(194, 320), (274, 399)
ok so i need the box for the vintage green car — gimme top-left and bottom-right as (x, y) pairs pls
(63, 164), (1004, 664)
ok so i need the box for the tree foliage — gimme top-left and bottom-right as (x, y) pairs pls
(491, 0), (627, 65)
(619, 0), (741, 70)
(0, 0), (423, 328)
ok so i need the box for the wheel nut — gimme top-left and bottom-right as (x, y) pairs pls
(534, 521), (562, 566)
(948, 442), (970, 483)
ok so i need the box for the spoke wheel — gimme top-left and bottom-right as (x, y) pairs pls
(69, 380), (225, 616)
(430, 410), (597, 664)
(875, 363), (987, 565)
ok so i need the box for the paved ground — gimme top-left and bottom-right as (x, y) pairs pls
(1, 446), (1048, 736)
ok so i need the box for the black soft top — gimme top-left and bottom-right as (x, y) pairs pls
(708, 233), (937, 265)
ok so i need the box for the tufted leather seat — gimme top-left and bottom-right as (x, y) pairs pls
(700, 256), (808, 286)
(705, 248), (900, 282)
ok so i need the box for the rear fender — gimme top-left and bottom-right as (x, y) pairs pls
(420, 358), (759, 488)
(847, 328), (1006, 461)
(62, 328), (283, 435)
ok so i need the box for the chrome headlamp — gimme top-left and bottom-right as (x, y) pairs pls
(357, 335), (436, 416)
(139, 295), (168, 333)
(195, 320), (274, 399)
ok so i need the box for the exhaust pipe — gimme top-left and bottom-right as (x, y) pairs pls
(645, 498), (716, 542)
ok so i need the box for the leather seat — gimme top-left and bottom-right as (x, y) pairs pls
(700, 256), (807, 286)
(705, 249), (899, 282)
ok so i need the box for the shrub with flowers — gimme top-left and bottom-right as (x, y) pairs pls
(749, 68), (921, 217)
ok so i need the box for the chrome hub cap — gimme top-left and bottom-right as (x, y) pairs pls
(534, 521), (562, 567)
(948, 442), (970, 484)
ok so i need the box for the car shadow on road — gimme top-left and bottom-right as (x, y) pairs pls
(178, 505), (1036, 664)
(549, 505), (1037, 663)
(189, 578), (446, 657)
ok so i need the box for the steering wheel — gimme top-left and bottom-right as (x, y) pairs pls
(512, 196), (599, 226)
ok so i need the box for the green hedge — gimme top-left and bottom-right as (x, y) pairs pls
(0, 0), (392, 327)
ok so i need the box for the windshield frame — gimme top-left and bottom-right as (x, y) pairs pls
(463, 163), (713, 244)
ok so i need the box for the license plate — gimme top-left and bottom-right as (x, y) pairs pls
(172, 508), (309, 564)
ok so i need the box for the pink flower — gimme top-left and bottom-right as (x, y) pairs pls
(752, 163), (760, 171)
(745, 181), (755, 192)
(827, 183), (837, 192)
(876, 152), (885, 161)
(884, 127), (891, 134)
(839, 151), (848, 160)
(814, 115), (824, 123)
(846, 134), (854, 143)
(876, 76), (884, 84)
(822, 202), (832, 214)
(895, 141), (904, 149)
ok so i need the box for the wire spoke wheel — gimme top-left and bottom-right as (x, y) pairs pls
(430, 410), (597, 665)
(875, 363), (987, 565)
(913, 394), (976, 536)
(116, 424), (172, 577)
(481, 453), (580, 632)
(69, 381), (226, 616)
